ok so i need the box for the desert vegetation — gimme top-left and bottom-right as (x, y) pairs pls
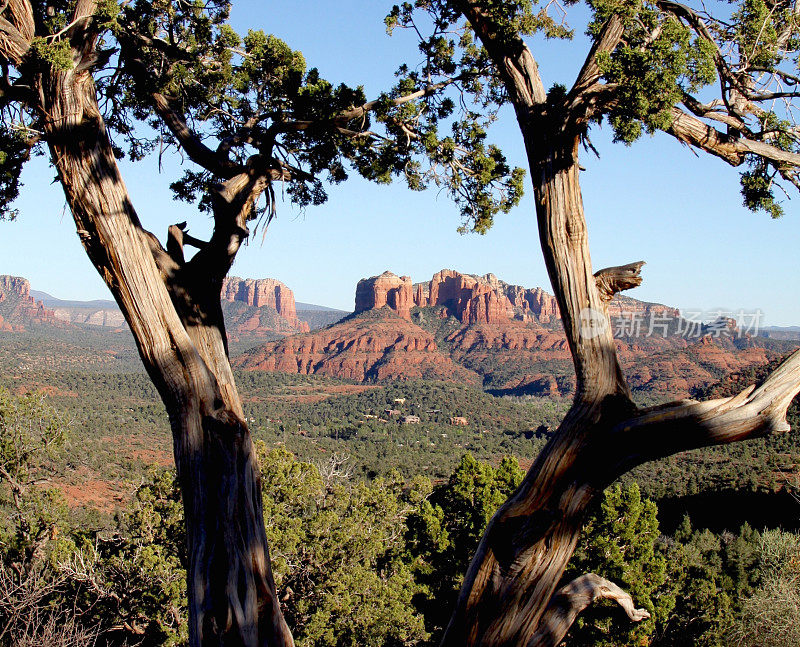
(0, 0), (799, 645)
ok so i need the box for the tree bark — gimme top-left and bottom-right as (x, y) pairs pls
(440, 5), (800, 646)
(28, 4), (293, 646)
(440, 129), (633, 647)
(530, 573), (650, 647)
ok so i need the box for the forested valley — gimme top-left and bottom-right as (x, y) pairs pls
(1, 324), (799, 646)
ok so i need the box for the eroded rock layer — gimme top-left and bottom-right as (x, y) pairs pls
(0, 276), (62, 330)
(222, 276), (310, 334)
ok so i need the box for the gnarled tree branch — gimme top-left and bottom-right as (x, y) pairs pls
(530, 573), (650, 647)
(0, 0), (34, 70)
(666, 107), (747, 165)
(612, 348), (800, 470)
(594, 261), (645, 302)
(667, 106), (800, 192)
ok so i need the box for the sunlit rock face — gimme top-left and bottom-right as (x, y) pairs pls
(222, 276), (310, 333)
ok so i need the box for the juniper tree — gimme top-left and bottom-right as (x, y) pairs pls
(385, 1), (800, 645)
(2, 1), (800, 646)
(0, 2), (522, 646)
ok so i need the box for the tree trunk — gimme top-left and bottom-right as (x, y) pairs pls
(439, 106), (800, 644)
(440, 128), (632, 646)
(37, 39), (292, 647)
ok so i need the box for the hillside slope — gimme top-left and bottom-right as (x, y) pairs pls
(237, 269), (796, 400)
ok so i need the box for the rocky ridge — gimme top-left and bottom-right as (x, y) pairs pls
(355, 269), (679, 325)
(0, 276), (63, 331)
(238, 269), (791, 399)
(51, 307), (126, 327)
(236, 309), (478, 383)
(4, 274), (318, 338)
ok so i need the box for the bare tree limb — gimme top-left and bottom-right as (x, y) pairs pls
(182, 163), (273, 284)
(529, 573), (650, 647)
(613, 348), (800, 469)
(594, 261), (645, 302)
(570, 16), (624, 98)
(667, 106), (800, 168)
(0, 75), (34, 107)
(666, 107), (747, 165)
(0, 18), (27, 61)
(681, 92), (750, 134)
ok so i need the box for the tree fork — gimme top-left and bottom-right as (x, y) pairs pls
(440, 6), (800, 647)
(23, 3), (294, 644)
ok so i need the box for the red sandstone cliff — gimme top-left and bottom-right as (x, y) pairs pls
(355, 272), (414, 320)
(221, 276), (310, 334)
(229, 268), (790, 398)
(355, 268), (680, 326)
(356, 268), (562, 324)
(0, 276), (61, 330)
(356, 269), (528, 324)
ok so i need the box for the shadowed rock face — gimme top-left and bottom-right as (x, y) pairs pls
(0, 275), (30, 299)
(221, 276), (310, 334)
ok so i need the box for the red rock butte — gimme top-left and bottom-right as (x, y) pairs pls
(355, 269), (560, 325)
(221, 276), (310, 333)
(0, 275), (61, 331)
(354, 269), (680, 325)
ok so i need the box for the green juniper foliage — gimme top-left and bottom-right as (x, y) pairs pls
(565, 484), (672, 647)
(0, 0), (525, 232)
(390, 0), (800, 219)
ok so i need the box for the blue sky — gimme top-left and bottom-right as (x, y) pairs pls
(1, 1), (798, 324)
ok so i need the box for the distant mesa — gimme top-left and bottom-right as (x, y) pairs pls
(221, 276), (310, 335)
(354, 268), (679, 325)
(31, 288), (125, 328)
(233, 268), (783, 398)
